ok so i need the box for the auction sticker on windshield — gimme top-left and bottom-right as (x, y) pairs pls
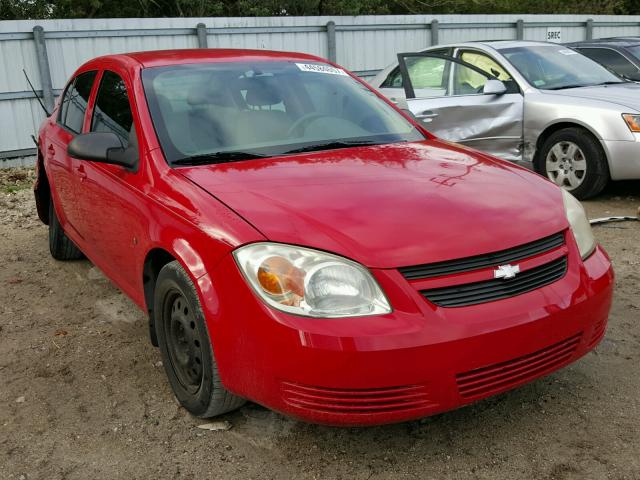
(296, 63), (348, 76)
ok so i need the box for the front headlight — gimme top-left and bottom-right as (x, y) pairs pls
(233, 243), (392, 318)
(562, 189), (596, 259)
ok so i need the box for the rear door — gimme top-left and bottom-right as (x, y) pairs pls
(46, 70), (97, 240)
(397, 52), (524, 161)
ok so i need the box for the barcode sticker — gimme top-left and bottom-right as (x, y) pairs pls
(295, 63), (348, 76)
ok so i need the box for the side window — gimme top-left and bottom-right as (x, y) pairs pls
(58, 71), (97, 134)
(577, 47), (640, 77)
(91, 71), (134, 146)
(459, 51), (519, 94)
(380, 67), (403, 88)
(403, 56), (449, 97)
(451, 62), (490, 95)
(380, 49), (452, 89)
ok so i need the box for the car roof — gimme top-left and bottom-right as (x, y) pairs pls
(89, 48), (328, 69)
(425, 40), (561, 51)
(567, 37), (640, 47)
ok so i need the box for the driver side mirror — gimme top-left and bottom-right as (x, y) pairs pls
(483, 79), (507, 95)
(68, 132), (137, 170)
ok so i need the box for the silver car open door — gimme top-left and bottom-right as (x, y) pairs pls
(397, 53), (524, 161)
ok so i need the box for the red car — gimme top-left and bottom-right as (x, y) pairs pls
(34, 49), (613, 426)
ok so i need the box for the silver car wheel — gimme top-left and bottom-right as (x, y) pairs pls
(545, 141), (587, 190)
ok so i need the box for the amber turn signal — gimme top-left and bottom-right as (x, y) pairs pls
(622, 114), (640, 132)
(257, 256), (304, 297)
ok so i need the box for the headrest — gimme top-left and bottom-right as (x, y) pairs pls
(244, 77), (282, 106)
(187, 74), (233, 107)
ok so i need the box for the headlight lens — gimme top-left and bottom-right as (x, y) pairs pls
(622, 113), (640, 132)
(233, 243), (392, 318)
(562, 189), (596, 259)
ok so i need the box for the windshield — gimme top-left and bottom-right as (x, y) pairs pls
(142, 61), (424, 165)
(499, 45), (624, 90)
(627, 45), (640, 60)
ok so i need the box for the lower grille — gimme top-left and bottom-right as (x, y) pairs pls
(281, 382), (436, 414)
(588, 319), (607, 349)
(456, 333), (582, 399)
(421, 256), (568, 308)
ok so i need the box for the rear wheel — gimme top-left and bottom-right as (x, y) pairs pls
(48, 197), (83, 260)
(154, 261), (245, 417)
(537, 127), (609, 200)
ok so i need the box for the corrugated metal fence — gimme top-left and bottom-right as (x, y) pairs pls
(2, 14), (640, 165)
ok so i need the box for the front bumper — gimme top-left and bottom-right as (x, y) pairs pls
(202, 243), (613, 426)
(602, 136), (640, 180)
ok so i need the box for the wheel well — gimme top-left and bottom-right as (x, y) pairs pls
(34, 149), (51, 225)
(533, 122), (603, 173)
(143, 248), (176, 346)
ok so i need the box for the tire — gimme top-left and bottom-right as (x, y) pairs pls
(48, 197), (84, 260)
(154, 261), (245, 418)
(537, 127), (609, 200)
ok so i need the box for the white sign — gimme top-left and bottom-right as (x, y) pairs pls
(546, 27), (562, 43)
(296, 63), (348, 76)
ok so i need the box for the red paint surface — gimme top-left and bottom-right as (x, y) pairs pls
(39, 49), (613, 426)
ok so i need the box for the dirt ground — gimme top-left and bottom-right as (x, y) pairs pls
(0, 167), (639, 480)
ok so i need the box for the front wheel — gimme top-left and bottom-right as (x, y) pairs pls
(537, 127), (609, 200)
(154, 261), (245, 418)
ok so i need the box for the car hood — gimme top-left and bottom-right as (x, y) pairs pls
(546, 82), (640, 111)
(179, 140), (568, 268)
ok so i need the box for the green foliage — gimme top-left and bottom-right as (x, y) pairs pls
(1, 0), (639, 19)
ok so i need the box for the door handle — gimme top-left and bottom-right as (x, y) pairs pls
(47, 144), (55, 157)
(76, 164), (87, 181)
(415, 110), (439, 119)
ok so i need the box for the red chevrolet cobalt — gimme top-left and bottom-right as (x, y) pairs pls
(34, 49), (613, 426)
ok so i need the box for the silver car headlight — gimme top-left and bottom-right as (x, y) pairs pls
(562, 189), (596, 259)
(233, 243), (392, 318)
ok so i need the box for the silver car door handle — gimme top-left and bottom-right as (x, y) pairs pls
(415, 110), (438, 119)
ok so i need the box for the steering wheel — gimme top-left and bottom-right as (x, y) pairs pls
(287, 113), (333, 138)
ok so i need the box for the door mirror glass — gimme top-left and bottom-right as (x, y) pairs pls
(483, 79), (508, 95)
(68, 132), (136, 169)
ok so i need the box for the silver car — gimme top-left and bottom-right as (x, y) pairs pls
(370, 40), (640, 199)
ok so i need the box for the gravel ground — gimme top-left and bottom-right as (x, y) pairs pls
(1, 168), (639, 480)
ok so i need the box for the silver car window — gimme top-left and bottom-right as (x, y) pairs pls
(499, 45), (624, 90)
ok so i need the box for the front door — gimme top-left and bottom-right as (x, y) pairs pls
(72, 68), (148, 297)
(397, 52), (524, 161)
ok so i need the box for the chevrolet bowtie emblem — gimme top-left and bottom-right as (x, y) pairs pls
(494, 264), (520, 280)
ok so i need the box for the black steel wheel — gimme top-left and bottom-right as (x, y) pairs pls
(163, 290), (204, 394)
(154, 261), (245, 417)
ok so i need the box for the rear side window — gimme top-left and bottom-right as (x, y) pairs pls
(91, 71), (134, 146)
(58, 71), (97, 134)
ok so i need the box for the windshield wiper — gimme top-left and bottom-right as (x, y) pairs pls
(546, 84), (589, 90)
(172, 151), (269, 166)
(283, 139), (385, 155)
(547, 81), (626, 90)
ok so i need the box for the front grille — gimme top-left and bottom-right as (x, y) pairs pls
(398, 232), (565, 280)
(281, 382), (436, 414)
(421, 256), (567, 307)
(456, 333), (582, 399)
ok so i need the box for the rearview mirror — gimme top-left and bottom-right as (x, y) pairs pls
(68, 132), (137, 170)
(483, 79), (507, 95)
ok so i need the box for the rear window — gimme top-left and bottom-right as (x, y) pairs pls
(58, 71), (97, 134)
